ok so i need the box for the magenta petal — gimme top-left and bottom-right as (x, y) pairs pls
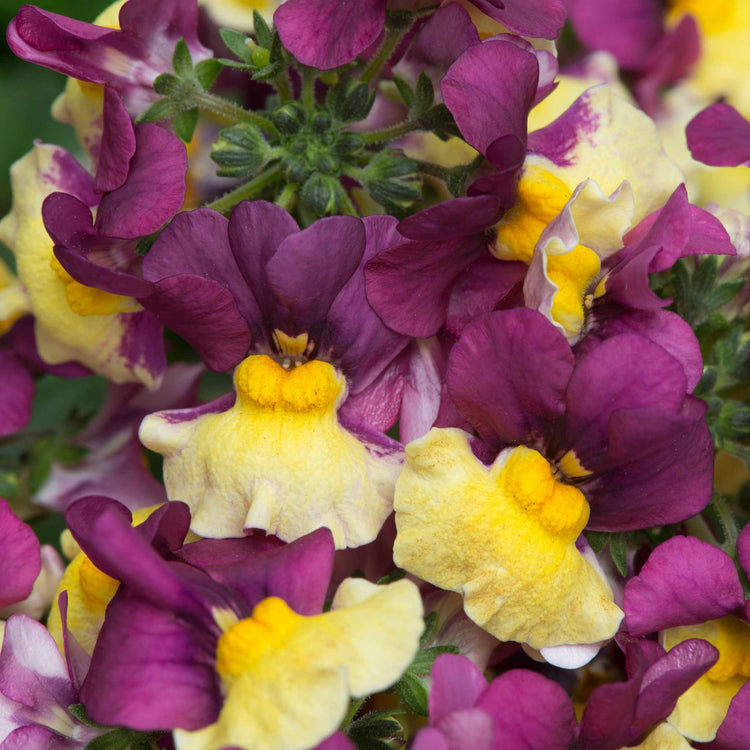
(0, 352), (34, 438)
(412, 728), (451, 750)
(408, 3), (479, 70)
(712, 683), (750, 750)
(469, 0), (566, 39)
(442, 40), (538, 156)
(587, 400), (714, 530)
(687, 103), (750, 167)
(399, 196), (500, 241)
(95, 87), (136, 194)
(565, 0), (662, 69)
(274, 0), (386, 69)
(0, 499), (40, 609)
(324, 215), (409, 393)
(81, 590), (222, 731)
(429, 654), (487, 724)
(624, 536), (745, 636)
(95, 123), (187, 238)
(365, 234), (486, 337)
(315, 733), (357, 750)
(448, 309), (573, 447)
(478, 669), (577, 749)
(266, 215), (365, 336)
(564, 335), (687, 466)
(339, 357), (405, 433)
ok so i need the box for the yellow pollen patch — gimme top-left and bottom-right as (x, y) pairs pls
(492, 166), (572, 263)
(234, 354), (344, 412)
(667, 0), (737, 35)
(49, 256), (140, 317)
(216, 598), (302, 683)
(272, 329), (310, 357)
(547, 245), (602, 338)
(557, 450), (593, 479)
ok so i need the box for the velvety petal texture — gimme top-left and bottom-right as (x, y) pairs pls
(687, 103), (750, 167)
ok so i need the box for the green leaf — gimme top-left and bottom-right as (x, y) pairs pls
(609, 533), (628, 577)
(346, 710), (404, 750)
(219, 28), (255, 63)
(0, 471), (19, 498)
(409, 644), (459, 675)
(395, 670), (429, 715)
(152, 73), (179, 96)
(172, 38), (193, 77)
(585, 530), (609, 553)
(136, 97), (179, 124)
(195, 59), (223, 91)
(84, 728), (163, 750)
(52, 443), (89, 464)
(27, 375), (108, 431)
(253, 9), (273, 48)
(413, 72), (434, 116)
(173, 107), (200, 142)
(704, 279), (746, 313)
(418, 103), (460, 138)
(392, 75), (414, 108)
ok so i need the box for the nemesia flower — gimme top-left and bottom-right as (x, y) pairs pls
(62, 497), (424, 750)
(0, 615), (104, 748)
(0, 88), (186, 387)
(411, 653), (577, 749)
(393, 308), (714, 663)
(7, 0), (212, 120)
(0, 499), (40, 611)
(137, 204), (409, 547)
(623, 533), (750, 745)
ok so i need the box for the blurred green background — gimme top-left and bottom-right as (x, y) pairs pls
(0, 0), (112, 218)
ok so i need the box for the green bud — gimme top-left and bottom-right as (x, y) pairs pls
(211, 123), (272, 178)
(301, 173), (340, 215)
(251, 46), (271, 68)
(331, 132), (364, 160)
(311, 110), (332, 134)
(314, 155), (336, 174)
(274, 102), (307, 135)
(287, 160), (311, 184)
(717, 401), (750, 442)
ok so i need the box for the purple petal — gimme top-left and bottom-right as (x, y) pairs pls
(0, 352), (34, 438)
(398, 338), (447, 443)
(579, 676), (641, 750)
(274, 0), (386, 69)
(339, 357), (406, 433)
(687, 103), (750, 168)
(57, 592), (90, 693)
(412, 728), (451, 750)
(95, 123), (187, 238)
(442, 39), (538, 156)
(407, 3), (479, 71)
(712, 683), (750, 750)
(0, 500), (40, 609)
(633, 638), (719, 735)
(469, 0), (567, 39)
(323, 215), (409, 393)
(429, 654), (487, 723)
(365, 234), (486, 337)
(175, 528), (335, 616)
(398, 195), (500, 241)
(624, 536), (745, 636)
(581, 310), (703, 393)
(478, 669), (577, 749)
(315, 733), (357, 750)
(565, 0), (663, 69)
(94, 87), (136, 194)
(228, 200), (299, 331)
(448, 309), (573, 447)
(587, 400), (714, 530)
(435, 708), (496, 749)
(564, 335), (687, 467)
(266, 215), (365, 338)
(81, 589), (222, 731)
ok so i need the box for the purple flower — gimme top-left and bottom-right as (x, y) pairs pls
(7, 0), (212, 119)
(687, 103), (750, 167)
(0, 499), (41, 611)
(412, 653), (577, 749)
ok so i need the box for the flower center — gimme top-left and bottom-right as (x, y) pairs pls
(215, 597), (302, 683)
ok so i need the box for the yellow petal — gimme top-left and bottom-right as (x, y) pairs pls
(175, 579), (423, 750)
(393, 428), (623, 650)
(139, 355), (402, 549)
(627, 722), (693, 750)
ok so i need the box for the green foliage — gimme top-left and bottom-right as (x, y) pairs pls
(346, 710), (405, 750)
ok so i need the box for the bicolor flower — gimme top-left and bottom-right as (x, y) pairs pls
(61, 497), (424, 750)
(0, 88), (187, 387)
(136, 204), (409, 548)
(393, 309), (714, 662)
(411, 653), (577, 750)
(7, 0), (212, 120)
(366, 38), (683, 339)
(623, 533), (750, 746)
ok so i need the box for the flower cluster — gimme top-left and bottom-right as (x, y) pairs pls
(0, 1), (749, 748)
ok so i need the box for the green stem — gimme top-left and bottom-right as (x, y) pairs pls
(205, 164), (284, 214)
(275, 183), (297, 211)
(360, 25), (406, 84)
(413, 160), (453, 182)
(195, 91), (279, 135)
(360, 119), (421, 145)
(340, 697), (366, 729)
(301, 66), (316, 110)
(274, 70), (293, 104)
(338, 189), (360, 217)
